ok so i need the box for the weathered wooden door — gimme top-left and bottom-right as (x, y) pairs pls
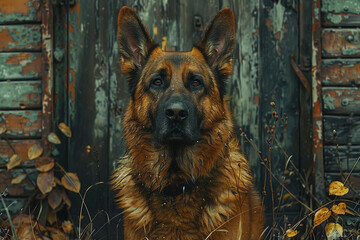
(8, 0), (360, 238)
(52, 0), (308, 237)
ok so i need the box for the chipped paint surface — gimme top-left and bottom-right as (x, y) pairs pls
(321, 0), (360, 14)
(0, 0), (41, 23)
(321, 59), (360, 85)
(0, 81), (42, 108)
(322, 93), (335, 110)
(322, 29), (360, 57)
(0, 110), (41, 137)
(0, 52), (41, 79)
(0, 25), (41, 51)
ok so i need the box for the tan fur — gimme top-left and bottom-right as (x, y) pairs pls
(111, 7), (264, 240)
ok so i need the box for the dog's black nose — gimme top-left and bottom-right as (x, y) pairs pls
(165, 102), (188, 121)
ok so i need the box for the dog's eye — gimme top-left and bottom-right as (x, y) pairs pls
(152, 78), (163, 87)
(191, 79), (202, 87)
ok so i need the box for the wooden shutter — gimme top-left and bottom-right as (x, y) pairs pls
(312, 0), (360, 201)
(0, 0), (53, 214)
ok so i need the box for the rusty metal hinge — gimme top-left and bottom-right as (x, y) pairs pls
(290, 55), (311, 96)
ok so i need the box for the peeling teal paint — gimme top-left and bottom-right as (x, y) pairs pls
(322, 0), (360, 14)
(0, 53), (41, 80)
(323, 93), (335, 110)
(325, 13), (342, 24)
(3, 25), (41, 50)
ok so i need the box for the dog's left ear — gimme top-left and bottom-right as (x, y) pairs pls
(197, 8), (235, 76)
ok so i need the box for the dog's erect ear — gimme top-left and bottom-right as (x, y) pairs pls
(197, 8), (235, 77)
(117, 7), (156, 91)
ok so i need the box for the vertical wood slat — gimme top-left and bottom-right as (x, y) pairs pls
(40, 0), (53, 154)
(312, 0), (326, 201)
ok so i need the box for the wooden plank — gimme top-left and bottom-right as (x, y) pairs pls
(313, 0), (326, 200)
(322, 87), (360, 115)
(0, 139), (41, 166)
(0, 52), (41, 80)
(0, 169), (37, 197)
(322, 29), (360, 58)
(0, 25), (42, 51)
(0, 0), (41, 24)
(321, 0), (360, 27)
(0, 110), (41, 137)
(324, 145), (360, 172)
(321, 59), (360, 86)
(325, 172), (360, 199)
(324, 115), (360, 144)
(221, 0), (262, 185)
(0, 81), (42, 109)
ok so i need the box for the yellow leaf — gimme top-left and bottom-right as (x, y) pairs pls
(286, 228), (298, 237)
(61, 172), (81, 193)
(35, 157), (55, 172)
(37, 171), (54, 194)
(331, 203), (346, 215)
(283, 193), (291, 202)
(28, 144), (43, 160)
(314, 207), (331, 227)
(6, 154), (21, 170)
(325, 223), (343, 240)
(58, 122), (72, 138)
(47, 132), (61, 144)
(62, 220), (73, 234)
(329, 181), (349, 196)
(11, 173), (27, 184)
(0, 126), (6, 135)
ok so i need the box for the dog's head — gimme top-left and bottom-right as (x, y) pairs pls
(117, 7), (236, 189)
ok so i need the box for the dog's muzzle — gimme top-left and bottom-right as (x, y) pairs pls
(154, 96), (200, 145)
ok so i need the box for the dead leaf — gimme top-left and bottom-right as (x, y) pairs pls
(58, 122), (72, 138)
(35, 157), (55, 172)
(331, 203), (346, 215)
(47, 211), (57, 225)
(28, 144), (43, 160)
(314, 207), (331, 227)
(329, 181), (349, 196)
(48, 132), (61, 144)
(286, 228), (298, 237)
(7, 154), (21, 170)
(54, 177), (62, 186)
(48, 227), (66, 240)
(61, 189), (71, 208)
(37, 171), (54, 194)
(11, 173), (27, 184)
(61, 172), (81, 193)
(282, 193), (291, 202)
(0, 126), (6, 135)
(61, 220), (73, 234)
(325, 223), (343, 240)
(48, 188), (62, 210)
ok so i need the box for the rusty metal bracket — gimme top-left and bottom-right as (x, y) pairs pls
(290, 55), (311, 96)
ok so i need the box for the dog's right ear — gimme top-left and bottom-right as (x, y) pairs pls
(117, 7), (156, 91)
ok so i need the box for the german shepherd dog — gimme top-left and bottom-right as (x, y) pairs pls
(112, 7), (264, 240)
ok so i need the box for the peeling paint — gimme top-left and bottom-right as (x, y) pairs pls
(323, 93), (335, 110)
(325, 13), (342, 25)
(0, 52), (41, 79)
(0, 25), (41, 51)
(0, 0), (41, 23)
(321, 0), (360, 14)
